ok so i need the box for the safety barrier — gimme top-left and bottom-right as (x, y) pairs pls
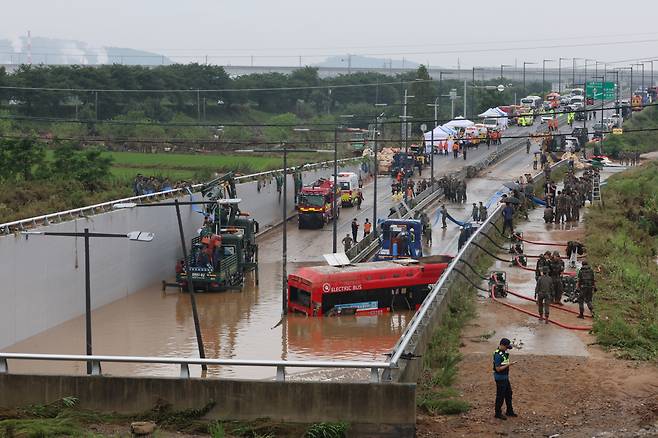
(0, 352), (390, 383)
(0, 156), (364, 236)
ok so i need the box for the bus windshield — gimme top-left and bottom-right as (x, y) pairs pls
(298, 194), (325, 207)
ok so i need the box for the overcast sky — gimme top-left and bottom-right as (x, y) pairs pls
(3, 0), (658, 69)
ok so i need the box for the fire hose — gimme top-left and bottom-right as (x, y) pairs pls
(513, 256), (576, 276)
(489, 285), (592, 331)
(477, 230), (510, 252)
(456, 258), (489, 281)
(451, 267), (492, 293)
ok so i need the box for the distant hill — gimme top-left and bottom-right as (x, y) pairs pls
(315, 55), (420, 69)
(0, 35), (172, 66)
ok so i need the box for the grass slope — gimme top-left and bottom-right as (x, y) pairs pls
(585, 161), (658, 361)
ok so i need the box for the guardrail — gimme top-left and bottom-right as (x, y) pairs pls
(0, 352), (391, 383)
(0, 156), (364, 235)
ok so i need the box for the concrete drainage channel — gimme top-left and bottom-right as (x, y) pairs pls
(0, 141), (549, 436)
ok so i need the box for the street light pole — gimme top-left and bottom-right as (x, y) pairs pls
(83, 228), (91, 372)
(542, 59), (555, 95)
(174, 199), (208, 367)
(333, 129), (338, 253)
(282, 148), (288, 314)
(558, 58), (569, 94)
(22, 229), (154, 374)
(523, 62), (535, 97)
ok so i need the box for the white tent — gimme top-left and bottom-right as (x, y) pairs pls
(477, 108), (508, 129)
(424, 125), (458, 143)
(443, 117), (475, 130)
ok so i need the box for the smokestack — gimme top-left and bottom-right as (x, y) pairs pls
(27, 30), (32, 65)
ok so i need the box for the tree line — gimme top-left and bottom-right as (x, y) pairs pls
(0, 64), (547, 147)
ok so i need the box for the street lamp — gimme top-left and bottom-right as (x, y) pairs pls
(592, 75), (605, 154)
(542, 59), (555, 95)
(22, 228), (154, 374)
(642, 60), (655, 87)
(500, 64), (512, 81)
(426, 98), (440, 128)
(523, 61), (536, 97)
(572, 58), (582, 89)
(558, 58), (570, 94)
(584, 59), (595, 86)
(633, 63), (645, 92)
(373, 105), (387, 226)
(471, 67), (483, 119)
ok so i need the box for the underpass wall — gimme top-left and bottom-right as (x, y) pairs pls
(0, 161), (365, 350)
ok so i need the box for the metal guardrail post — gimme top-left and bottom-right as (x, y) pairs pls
(180, 363), (190, 378)
(91, 360), (102, 376)
(276, 365), (286, 382)
(369, 367), (380, 383)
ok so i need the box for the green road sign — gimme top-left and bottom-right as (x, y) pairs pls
(586, 81), (615, 99)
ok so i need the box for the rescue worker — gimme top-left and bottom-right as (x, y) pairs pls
(479, 202), (488, 222)
(501, 203), (514, 236)
(342, 234), (353, 252)
(492, 338), (517, 420)
(355, 190), (363, 210)
(535, 251), (551, 280)
(458, 226), (468, 251)
(440, 204), (448, 229)
(424, 221), (432, 245)
(535, 267), (553, 323)
(472, 203), (480, 223)
(543, 205), (554, 223)
(549, 251), (565, 304)
(351, 218), (359, 243)
(363, 218), (372, 237)
(577, 260), (595, 319)
(526, 138), (531, 154)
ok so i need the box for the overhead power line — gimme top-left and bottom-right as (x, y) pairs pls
(0, 101), (651, 129)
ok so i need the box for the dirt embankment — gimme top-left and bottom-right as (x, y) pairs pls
(418, 164), (658, 437)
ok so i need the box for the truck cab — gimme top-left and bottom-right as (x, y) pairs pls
(297, 178), (340, 229)
(375, 219), (424, 260)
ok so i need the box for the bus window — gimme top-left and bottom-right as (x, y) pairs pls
(290, 286), (311, 308)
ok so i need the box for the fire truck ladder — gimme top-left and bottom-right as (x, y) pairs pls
(591, 172), (602, 204)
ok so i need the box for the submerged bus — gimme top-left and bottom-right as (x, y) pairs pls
(287, 255), (452, 316)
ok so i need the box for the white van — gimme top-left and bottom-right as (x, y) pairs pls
(336, 172), (360, 206)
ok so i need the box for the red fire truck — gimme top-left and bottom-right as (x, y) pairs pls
(287, 255), (453, 316)
(297, 178), (340, 229)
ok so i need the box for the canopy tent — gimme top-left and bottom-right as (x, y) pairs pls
(477, 108), (509, 128)
(423, 125), (456, 145)
(443, 117), (475, 130)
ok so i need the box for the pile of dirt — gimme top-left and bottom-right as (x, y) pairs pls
(418, 354), (658, 437)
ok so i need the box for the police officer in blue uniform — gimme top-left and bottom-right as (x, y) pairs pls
(493, 338), (518, 420)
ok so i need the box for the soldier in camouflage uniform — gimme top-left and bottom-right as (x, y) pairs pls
(577, 260), (595, 318)
(535, 267), (553, 323)
(549, 251), (565, 304)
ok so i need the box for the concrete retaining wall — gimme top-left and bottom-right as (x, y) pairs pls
(0, 161), (364, 350)
(0, 374), (416, 437)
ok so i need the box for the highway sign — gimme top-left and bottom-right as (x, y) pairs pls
(586, 81), (615, 99)
(612, 128), (623, 135)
